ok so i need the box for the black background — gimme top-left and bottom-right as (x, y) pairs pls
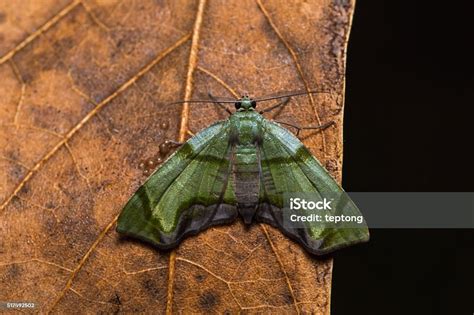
(333, 2), (473, 315)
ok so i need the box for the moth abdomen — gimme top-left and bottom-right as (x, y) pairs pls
(233, 145), (260, 224)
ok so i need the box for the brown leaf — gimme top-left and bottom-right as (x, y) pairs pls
(0, 0), (355, 313)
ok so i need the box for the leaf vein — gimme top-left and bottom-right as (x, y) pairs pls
(260, 224), (300, 314)
(0, 33), (191, 212)
(196, 66), (239, 98)
(0, 0), (81, 66)
(167, 1), (207, 314)
(256, 0), (327, 155)
(47, 214), (120, 312)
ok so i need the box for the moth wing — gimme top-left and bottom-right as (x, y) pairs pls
(117, 120), (237, 249)
(257, 120), (369, 255)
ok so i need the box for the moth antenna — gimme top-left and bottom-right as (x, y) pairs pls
(165, 89), (333, 106)
(253, 90), (332, 102)
(166, 99), (237, 106)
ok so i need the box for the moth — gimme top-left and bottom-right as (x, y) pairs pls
(116, 91), (369, 255)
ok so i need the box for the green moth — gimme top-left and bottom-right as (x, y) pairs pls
(116, 91), (369, 255)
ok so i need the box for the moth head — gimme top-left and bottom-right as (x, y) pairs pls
(235, 95), (257, 111)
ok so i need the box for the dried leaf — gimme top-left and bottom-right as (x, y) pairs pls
(0, 0), (355, 313)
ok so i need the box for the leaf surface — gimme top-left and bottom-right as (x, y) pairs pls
(0, 0), (355, 313)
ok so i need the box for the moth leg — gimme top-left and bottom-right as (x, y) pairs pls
(208, 92), (233, 115)
(259, 97), (291, 115)
(275, 120), (335, 136)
